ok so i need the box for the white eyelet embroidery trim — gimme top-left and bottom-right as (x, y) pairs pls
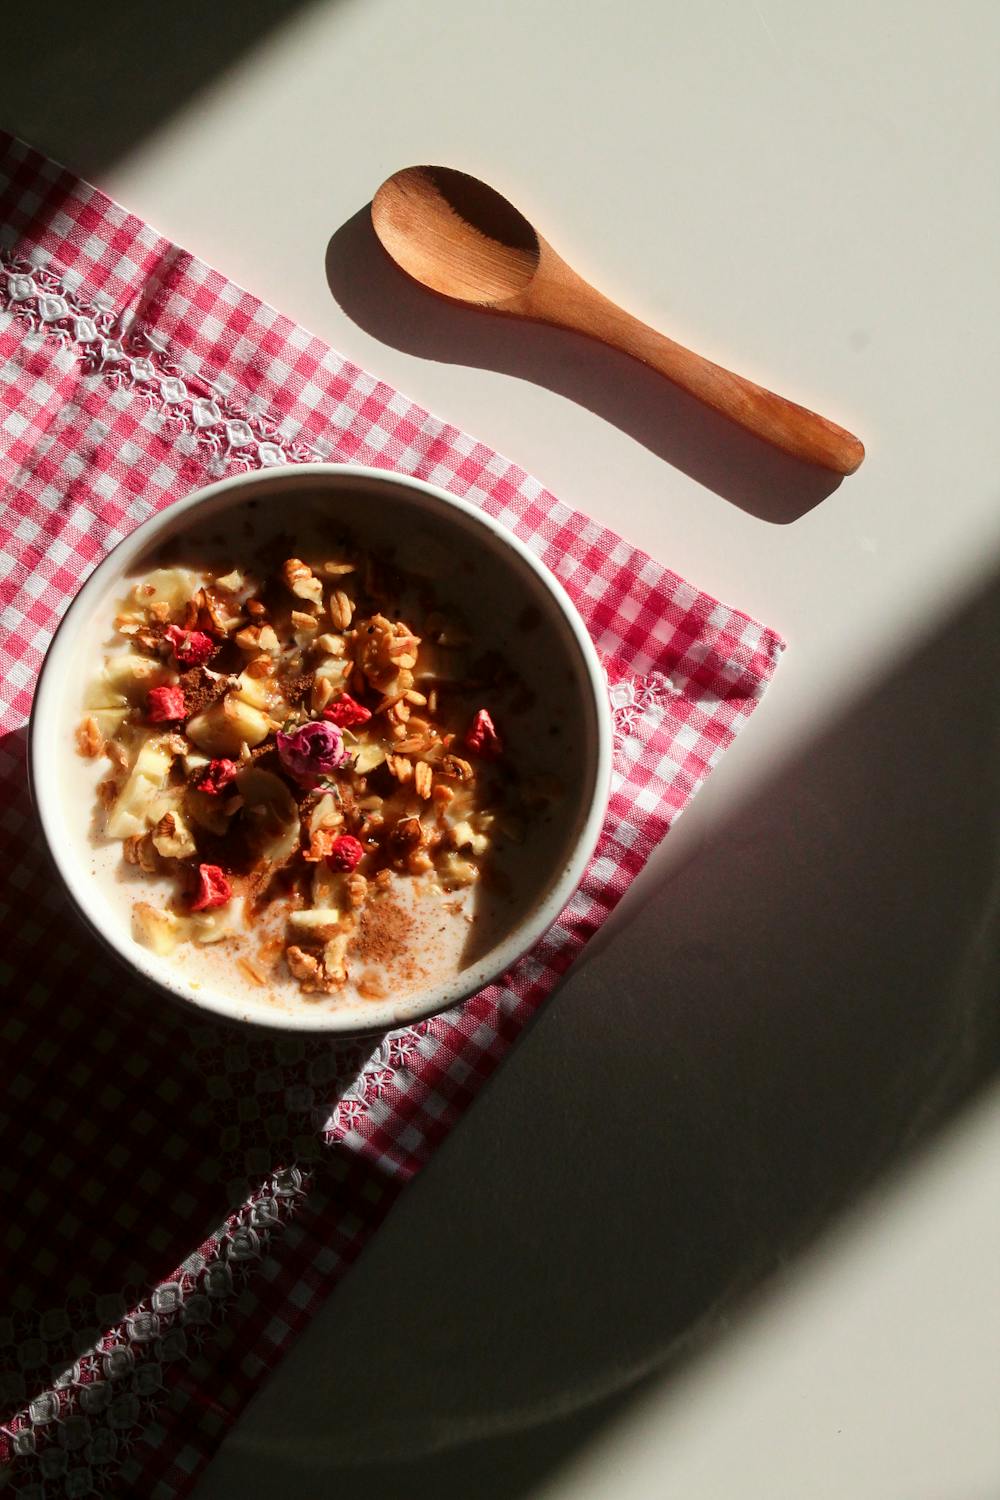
(0, 256), (332, 475)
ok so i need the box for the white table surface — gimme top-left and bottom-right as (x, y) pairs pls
(9, 0), (1000, 1494)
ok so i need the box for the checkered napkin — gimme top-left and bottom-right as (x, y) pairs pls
(0, 131), (783, 1496)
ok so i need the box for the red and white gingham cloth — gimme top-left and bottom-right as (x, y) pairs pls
(0, 132), (783, 1496)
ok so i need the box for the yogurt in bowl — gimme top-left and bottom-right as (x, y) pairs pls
(30, 464), (612, 1032)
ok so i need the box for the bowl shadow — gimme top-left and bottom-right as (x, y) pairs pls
(326, 207), (845, 525)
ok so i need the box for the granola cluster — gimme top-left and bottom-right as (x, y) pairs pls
(79, 549), (509, 998)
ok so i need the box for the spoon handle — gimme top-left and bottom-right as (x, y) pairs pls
(526, 271), (864, 475)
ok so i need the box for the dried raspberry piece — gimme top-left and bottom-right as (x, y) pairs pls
(147, 684), (187, 723)
(190, 863), (232, 911)
(326, 835), (365, 873)
(464, 708), (502, 759)
(195, 758), (238, 795)
(165, 624), (215, 668)
(322, 693), (372, 729)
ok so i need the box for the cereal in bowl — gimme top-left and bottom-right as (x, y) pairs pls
(77, 548), (533, 1004)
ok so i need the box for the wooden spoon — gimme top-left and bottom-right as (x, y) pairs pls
(371, 166), (864, 476)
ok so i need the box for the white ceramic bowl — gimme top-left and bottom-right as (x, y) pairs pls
(29, 464), (612, 1032)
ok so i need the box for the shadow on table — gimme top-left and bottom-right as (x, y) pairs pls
(1, 0), (330, 178)
(0, 722), (385, 1426)
(196, 563), (1000, 1497)
(326, 207), (844, 525)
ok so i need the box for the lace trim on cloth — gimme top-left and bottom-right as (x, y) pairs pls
(1, 256), (330, 473)
(0, 252), (691, 1478)
(0, 252), (680, 764)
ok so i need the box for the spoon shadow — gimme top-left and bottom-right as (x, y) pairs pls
(326, 207), (843, 525)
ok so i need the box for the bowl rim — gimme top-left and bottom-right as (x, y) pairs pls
(28, 462), (613, 1032)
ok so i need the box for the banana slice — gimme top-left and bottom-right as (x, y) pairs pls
(106, 734), (176, 839)
(128, 567), (199, 614)
(186, 695), (271, 755)
(236, 767), (300, 864)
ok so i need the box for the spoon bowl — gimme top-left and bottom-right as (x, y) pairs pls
(371, 165), (864, 476)
(372, 165), (541, 306)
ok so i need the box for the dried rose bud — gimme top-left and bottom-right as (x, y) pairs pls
(322, 693), (372, 729)
(165, 624), (215, 668)
(326, 834), (364, 872)
(146, 684), (187, 723)
(190, 863), (232, 911)
(464, 708), (502, 759)
(276, 720), (350, 783)
(195, 758), (239, 795)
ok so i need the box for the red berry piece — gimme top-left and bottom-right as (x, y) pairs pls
(326, 835), (365, 872)
(195, 758), (238, 795)
(165, 624), (215, 668)
(322, 693), (372, 728)
(190, 863), (232, 911)
(147, 684), (186, 723)
(464, 708), (502, 759)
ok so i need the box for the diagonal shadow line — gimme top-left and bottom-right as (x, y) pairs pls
(326, 207), (844, 525)
(192, 561), (1000, 1497)
(0, 0), (334, 178)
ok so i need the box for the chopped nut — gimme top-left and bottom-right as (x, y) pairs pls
(439, 754), (474, 781)
(407, 849), (434, 875)
(234, 626), (261, 652)
(392, 734), (435, 755)
(375, 690), (407, 714)
(392, 816), (424, 852)
(198, 590), (238, 635)
(432, 783), (455, 809)
(124, 833), (159, 873)
(345, 872), (368, 908)
(313, 632), (347, 657)
(282, 558), (323, 605)
(246, 598), (267, 617)
(414, 761), (433, 800)
(302, 826), (340, 863)
(286, 944), (321, 987)
(385, 754), (413, 783)
(311, 675), (335, 712)
(214, 569), (245, 594)
(75, 716), (103, 758)
(149, 601), (171, 622)
(97, 777), (120, 809)
(328, 589), (354, 630)
(245, 655), (273, 678)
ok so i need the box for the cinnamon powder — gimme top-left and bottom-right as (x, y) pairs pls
(356, 897), (413, 966)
